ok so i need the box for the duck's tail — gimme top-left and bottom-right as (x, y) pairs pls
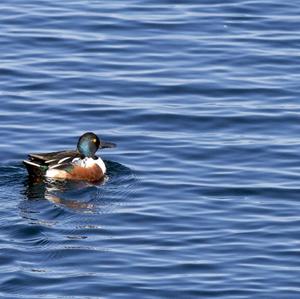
(23, 160), (48, 177)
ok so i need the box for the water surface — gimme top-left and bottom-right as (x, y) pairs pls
(1, 1), (300, 298)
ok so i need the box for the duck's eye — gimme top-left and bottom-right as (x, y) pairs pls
(93, 138), (97, 143)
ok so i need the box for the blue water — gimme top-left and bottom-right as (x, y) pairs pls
(1, 1), (300, 298)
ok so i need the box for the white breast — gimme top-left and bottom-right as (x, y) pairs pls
(87, 157), (106, 174)
(73, 157), (106, 174)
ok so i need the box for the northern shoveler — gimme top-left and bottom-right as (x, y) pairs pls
(23, 132), (116, 182)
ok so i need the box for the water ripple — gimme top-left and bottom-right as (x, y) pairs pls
(1, 0), (300, 298)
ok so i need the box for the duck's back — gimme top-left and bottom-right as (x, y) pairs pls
(23, 150), (80, 177)
(28, 150), (79, 165)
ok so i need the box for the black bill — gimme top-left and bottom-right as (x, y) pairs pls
(100, 141), (116, 149)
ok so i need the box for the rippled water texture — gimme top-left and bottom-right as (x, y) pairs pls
(1, 1), (300, 298)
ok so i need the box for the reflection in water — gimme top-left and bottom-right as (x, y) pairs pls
(20, 161), (136, 221)
(26, 176), (106, 211)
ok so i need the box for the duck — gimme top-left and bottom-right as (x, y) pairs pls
(23, 132), (116, 182)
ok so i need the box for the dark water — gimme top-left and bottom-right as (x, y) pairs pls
(1, 1), (300, 298)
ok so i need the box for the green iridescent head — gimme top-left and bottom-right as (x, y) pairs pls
(77, 132), (116, 158)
